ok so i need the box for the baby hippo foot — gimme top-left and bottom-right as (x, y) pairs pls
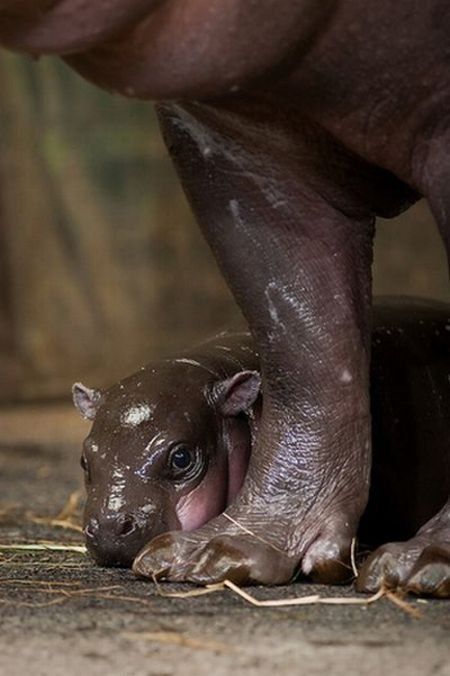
(357, 500), (450, 598)
(132, 507), (357, 586)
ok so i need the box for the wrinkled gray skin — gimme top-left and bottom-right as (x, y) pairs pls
(73, 331), (260, 568)
(74, 299), (450, 596)
(1, 0), (450, 592)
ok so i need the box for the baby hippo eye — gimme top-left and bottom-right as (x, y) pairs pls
(168, 445), (201, 481)
(171, 447), (192, 469)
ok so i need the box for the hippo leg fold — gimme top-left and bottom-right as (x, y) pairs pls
(357, 499), (450, 598)
(132, 99), (380, 585)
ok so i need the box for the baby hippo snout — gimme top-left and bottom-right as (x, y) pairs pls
(85, 513), (146, 567)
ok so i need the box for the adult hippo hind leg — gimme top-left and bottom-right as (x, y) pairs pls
(133, 98), (381, 585)
(358, 133), (450, 599)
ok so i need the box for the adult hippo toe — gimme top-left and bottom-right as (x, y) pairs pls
(1, 2), (450, 587)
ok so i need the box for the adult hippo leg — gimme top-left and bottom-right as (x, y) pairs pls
(134, 98), (379, 585)
(358, 133), (450, 598)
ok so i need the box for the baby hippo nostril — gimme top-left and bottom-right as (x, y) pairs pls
(117, 514), (137, 537)
(85, 518), (99, 539)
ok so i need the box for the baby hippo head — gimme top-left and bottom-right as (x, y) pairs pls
(73, 361), (260, 568)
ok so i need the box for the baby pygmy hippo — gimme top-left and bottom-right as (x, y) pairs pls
(74, 297), (450, 596)
(73, 330), (260, 568)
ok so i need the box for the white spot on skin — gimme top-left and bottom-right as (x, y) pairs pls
(264, 281), (308, 337)
(265, 282), (280, 324)
(280, 287), (306, 317)
(340, 368), (353, 384)
(107, 467), (126, 513)
(172, 358), (202, 368)
(91, 442), (99, 453)
(168, 358), (219, 377)
(145, 432), (164, 452)
(240, 345), (257, 355)
(269, 281), (307, 317)
(140, 504), (156, 515)
(107, 496), (124, 512)
(121, 403), (154, 428)
(170, 106), (219, 159)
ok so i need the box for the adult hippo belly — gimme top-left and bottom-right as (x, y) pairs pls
(74, 299), (450, 596)
(1, 1), (450, 588)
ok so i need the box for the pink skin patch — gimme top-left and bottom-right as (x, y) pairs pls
(223, 418), (251, 505)
(175, 419), (251, 530)
(176, 463), (228, 531)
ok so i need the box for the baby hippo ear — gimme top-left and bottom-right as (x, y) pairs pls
(211, 370), (261, 417)
(72, 382), (103, 421)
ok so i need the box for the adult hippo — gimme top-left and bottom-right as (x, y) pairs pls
(1, 1), (449, 591)
(74, 299), (450, 596)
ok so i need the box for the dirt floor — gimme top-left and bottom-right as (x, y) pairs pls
(0, 404), (449, 676)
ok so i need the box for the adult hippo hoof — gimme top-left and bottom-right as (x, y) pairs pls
(132, 509), (356, 586)
(133, 531), (296, 585)
(357, 542), (450, 598)
(357, 501), (450, 598)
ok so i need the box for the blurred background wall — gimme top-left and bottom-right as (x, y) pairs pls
(0, 52), (448, 403)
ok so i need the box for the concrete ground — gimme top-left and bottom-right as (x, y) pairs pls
(0, 404), (449, 676)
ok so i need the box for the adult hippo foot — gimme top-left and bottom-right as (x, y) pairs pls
(357, 500), (450, 598)
(133, 528), (297, 586)
(132, 490), (359, 586)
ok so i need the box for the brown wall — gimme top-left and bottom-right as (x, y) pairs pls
(0, 52), (448, 402)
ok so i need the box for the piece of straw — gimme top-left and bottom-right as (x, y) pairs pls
(0, 543), (86, 553)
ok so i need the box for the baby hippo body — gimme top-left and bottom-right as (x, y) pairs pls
(73, 330), (260, 567)
(74, 298), (450, 582)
